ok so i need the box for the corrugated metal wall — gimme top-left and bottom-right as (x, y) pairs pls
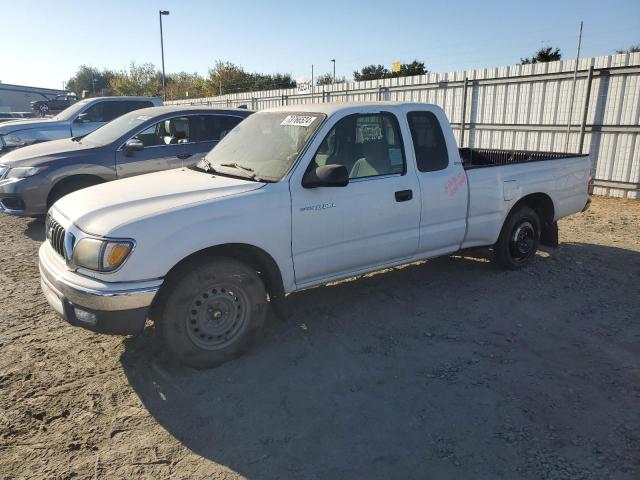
(168, 53), (640, 199)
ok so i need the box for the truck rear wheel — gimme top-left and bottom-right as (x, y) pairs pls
(493, 206), (540, 270)
(157, 257), (268, 369)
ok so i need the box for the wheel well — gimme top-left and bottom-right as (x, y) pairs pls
(511, 193), (555, 228)
(161, 243), (285, 310)
(47, 174), (105, 207)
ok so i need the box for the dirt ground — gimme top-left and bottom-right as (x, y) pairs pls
(0, 196), (639, 480)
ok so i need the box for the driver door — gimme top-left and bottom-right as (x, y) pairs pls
(290, 112), (421, 285)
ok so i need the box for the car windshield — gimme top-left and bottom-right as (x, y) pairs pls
(199, 111), (325, 181)
(53, 99), (92, 121)
(80, 112), (153, 146)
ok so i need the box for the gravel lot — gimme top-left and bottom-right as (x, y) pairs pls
(1, 196), (639, 479)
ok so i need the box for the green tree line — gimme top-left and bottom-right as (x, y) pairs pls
(66, 61), (298, 100)
(68, 45), (640, 100)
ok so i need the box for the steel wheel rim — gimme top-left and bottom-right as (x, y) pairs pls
(510, 220), (535, 261)
(186, 283), (250, 350)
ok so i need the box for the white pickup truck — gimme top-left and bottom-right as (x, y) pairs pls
(39, 102), (591, 368)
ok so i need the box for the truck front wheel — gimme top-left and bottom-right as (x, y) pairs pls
(493, 206), (541, 270)
(156, 257), (268, 369)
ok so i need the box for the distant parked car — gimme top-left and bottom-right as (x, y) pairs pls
(31, 93), (78, 117)
(0, 106), (251, 216)
(0, 96), (162, 155)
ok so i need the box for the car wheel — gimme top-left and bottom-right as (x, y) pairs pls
(493, 206), (540, 270)
(157, 256), (268, 369)
(39, 104), (49, 117)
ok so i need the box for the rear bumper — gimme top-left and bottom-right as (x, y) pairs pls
(39, 242), (162, 335)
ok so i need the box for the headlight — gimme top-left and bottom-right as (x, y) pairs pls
(72, 238), (134, 272)
(1, 134), (27, 148)
(6, 166), (46, 179)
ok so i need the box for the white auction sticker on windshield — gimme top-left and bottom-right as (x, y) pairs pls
(280, 115), (317, 127)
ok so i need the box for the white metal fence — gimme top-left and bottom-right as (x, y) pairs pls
(168, 53), (640, 199)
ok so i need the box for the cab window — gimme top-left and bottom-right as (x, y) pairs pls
(312, 113), (405, 179)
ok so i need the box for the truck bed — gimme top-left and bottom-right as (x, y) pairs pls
(460, 148), (588, 170)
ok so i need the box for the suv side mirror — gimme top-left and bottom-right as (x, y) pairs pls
(302, 164), (349, 188)
(123, 138), (144, 156)
(75, 112), (90, 123)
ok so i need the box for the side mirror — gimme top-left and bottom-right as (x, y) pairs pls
(123, 139), (144, 156)
(75, 112), (90, 123)
(302, 164), (349, 188)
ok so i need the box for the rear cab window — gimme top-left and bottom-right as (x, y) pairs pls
(407, 111), (449, 172)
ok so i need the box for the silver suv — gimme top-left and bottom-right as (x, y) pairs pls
(0, 96), (162, 154)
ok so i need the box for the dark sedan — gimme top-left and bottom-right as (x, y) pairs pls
(0, 106), (252, 216)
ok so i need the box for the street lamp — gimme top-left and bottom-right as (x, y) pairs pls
(159, 10), (170, 100)
(331, 59), (336, 84)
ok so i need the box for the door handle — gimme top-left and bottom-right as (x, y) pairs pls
(395, 189), (413, 202)
(176, 153), (192, 160)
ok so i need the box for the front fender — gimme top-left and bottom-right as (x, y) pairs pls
(82, 183), (297, 293)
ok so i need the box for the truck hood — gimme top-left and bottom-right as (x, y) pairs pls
(0, 138), (96, 167)
(53, 168), (265, 234)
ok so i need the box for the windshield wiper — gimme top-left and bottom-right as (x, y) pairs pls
(194, 160), (273, 182)
(219, 162), (255, 172)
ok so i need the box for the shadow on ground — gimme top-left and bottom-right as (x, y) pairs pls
(24, 217), (45, 242)
(121, 242), (640, 479)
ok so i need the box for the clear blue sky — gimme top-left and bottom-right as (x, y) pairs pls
(2, 0), (639, 89)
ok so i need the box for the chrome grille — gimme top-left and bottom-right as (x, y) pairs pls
(46, 214), (67, 259)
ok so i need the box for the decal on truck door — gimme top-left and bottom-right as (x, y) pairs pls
(445, 172), (466, 196)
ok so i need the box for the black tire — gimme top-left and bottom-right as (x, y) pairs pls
(493, 206), (541, 270)
(39, 104), (49, 117)
(47, 178), (102, 210)
(156, 256), (268, 369)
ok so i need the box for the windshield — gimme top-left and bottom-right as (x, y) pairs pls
(81, 112), (152, 146)
(200, 112), (325, 181)
(53, 99), (92, 121)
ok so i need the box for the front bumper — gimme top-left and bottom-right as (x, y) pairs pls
(0, 176), (47, 216)
(39, 242), (163, 335)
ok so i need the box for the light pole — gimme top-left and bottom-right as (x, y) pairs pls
(159, 10), (170, 100)
(331, 59), (336, 84)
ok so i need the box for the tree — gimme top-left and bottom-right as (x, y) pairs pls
(354, 64), (391, 81)
(353, 60), (428, 81)
(520, 47), (562, 65)
(208, 61), (296, 95)
(109, 62), (162, 97)
(66, 65), (115, 96)
(615, 44), (640, 54)
(165, 72), (210, 100)
(316, 72), (346, 85)
(396, 60), (427, 77)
